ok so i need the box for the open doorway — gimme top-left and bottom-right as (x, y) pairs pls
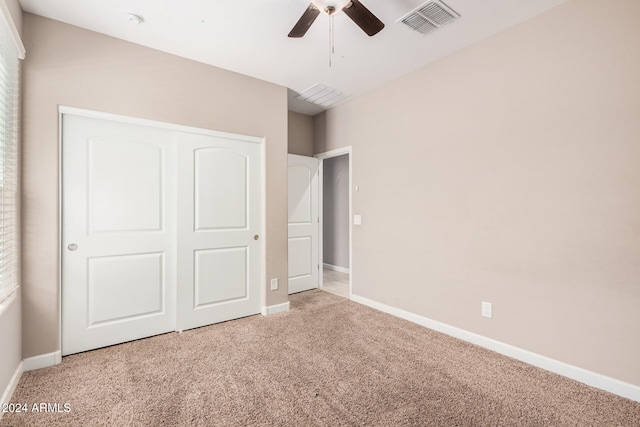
(317, 148), (352, 298)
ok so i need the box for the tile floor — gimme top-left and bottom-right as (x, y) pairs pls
(321, 268), (349, 298)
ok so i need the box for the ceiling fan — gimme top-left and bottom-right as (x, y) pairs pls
(288, 0), (385, 38)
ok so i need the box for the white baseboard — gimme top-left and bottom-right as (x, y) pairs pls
(350, 294), (640, 403)
(23, 351), (62, 372)
(261, 301), (290, 316)
(323, 263), (350, 274)
(0, 361), (23, 421)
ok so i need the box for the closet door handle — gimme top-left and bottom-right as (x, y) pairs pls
(68, 243), (78, 251)
(253, 235), (259, 241)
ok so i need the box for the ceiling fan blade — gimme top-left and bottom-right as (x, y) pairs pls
(342, 0), (385, 37)
(288, 3), (321, 38)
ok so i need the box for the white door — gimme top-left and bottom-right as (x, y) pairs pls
(176, 132), (262, 331)
(62, 115), (177, 355)
(287, 154), (319, 294)
(62, 113), (263, 355)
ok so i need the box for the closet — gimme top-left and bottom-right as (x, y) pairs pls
(61, 112), (263, 355)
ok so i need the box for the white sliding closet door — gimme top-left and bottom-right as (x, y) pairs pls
(62, 113), (263, 355)
(176, 132), (262, 331)
(62, 115), (177, 355)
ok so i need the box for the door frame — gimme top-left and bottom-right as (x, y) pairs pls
(57, 106), (266, 355)
(315, 146), (353, 297)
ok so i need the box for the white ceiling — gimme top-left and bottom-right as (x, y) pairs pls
(18, 0), (567, 115)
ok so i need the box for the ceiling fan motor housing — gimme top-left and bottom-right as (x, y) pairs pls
(312, 0), (351, 15)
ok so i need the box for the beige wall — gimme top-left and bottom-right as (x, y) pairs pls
(287, 111), (314, 156)
(313, 112), (327, 155)
(318, 0), (640, 386)
(0, 291), (21, 400)
(21, 14), (289, 358)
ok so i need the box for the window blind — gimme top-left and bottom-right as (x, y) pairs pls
(0, 9), (20, 304)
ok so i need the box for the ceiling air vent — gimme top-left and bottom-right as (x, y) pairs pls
(297, 84), (350, 107)
(398, 1), (460, 36)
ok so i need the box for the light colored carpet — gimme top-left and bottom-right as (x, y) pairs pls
(2, 290), (639, 426)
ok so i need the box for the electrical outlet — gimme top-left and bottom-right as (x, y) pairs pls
(270, 278), (278, 291)
(481, 301), (493, 319)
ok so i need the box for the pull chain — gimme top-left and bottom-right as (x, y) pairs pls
(326, 6), (335, 68)
(329, 13), (334, 67)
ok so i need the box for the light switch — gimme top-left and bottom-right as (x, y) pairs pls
(270, 278), (278, 291)
(354, 214), (362, 225)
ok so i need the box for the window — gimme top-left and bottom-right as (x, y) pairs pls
(0, 6), (23, 303)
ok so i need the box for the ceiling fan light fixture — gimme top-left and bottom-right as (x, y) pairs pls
(311, 0), (351, 15)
